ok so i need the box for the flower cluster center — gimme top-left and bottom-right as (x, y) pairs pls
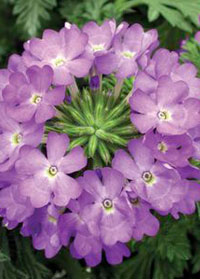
(157, 141), (168, 153)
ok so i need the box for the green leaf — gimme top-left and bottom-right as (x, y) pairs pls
(148, 6), (160, 22)
(0, 251), (10, 263)
(181, 38), (200, 77)
(140, 0), (200, 32)
(13, 0), (57, 37)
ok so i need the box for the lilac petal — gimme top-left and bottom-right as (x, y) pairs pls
(53, 173), (82, 206)
(95, 53), (118, 74)
(74, 233), (92, 256)
(133, 206), (160, 240)
(23, 122), (44, 147)
(156, 76), (188, 105)
(112, 150), (139, 180)
(7, 104), (36, 123)
(44, 86), (65, 105)
(85, 252), (102, 267)
(62, 28), (88, 60)
(124, 24), (143, 52)
(134, 71), (157, 93)
(20, 177), (51, 208)
(42, 29), (60, 44)
(130, 113), (156, 133)
(15, 148), (48, 175)
(101, 168), (124, 199)
(46, 132), (69, 163)
(9, 72), (27, 87)
(26, 65), (53, 92)
(59, 146), (87, 174)
(35, 103), (55, 123)
(0, 104), (19, 132)
(116, 60), (138, 78)
(184, 98), (200, 129)
(8, 54), (27, 73)
(100, 210), (132, 245)
(128, 139), (154, 171)
(67, 58), (92, 77)
(129, 90), (157, 113)
(81, 203), (102, 236)
(81, 171), (103, 200)
(104, 243), (130, 265)
(153, 49), (179, 77)
(29, 38), (47, 60)
(58, 213), (77, 245)
(2, 85), (18, 104)
(53, 67), (73, 85)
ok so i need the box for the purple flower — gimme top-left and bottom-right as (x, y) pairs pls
(0, 103), (43, 172)
(21, 204), (62, 258)
(83, 20), (115, 58)
(168, 180), (200, 219)
(112, 139), (183, 211)
(134, 48), (200, 99)
(131, 199), (160, 241)
(58, 192), (131, 266)
(70, 239), (130, 267)
(3, 65), (65, 123)
(15, 132), (87, 208)
(77, 168), (134, 246)
(144, 131), (194, 167)
(96, 23), (158, 77)
(22, 27), (92, 85)
(130, 76), (200, 135)
(121, 187), (160, 240)
(0, 184), (34, 224)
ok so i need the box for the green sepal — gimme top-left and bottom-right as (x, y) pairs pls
(87, 135), (98, 158)
(68, 136), (89, 150)
(62, 105), (87, 126)
(96, 129), (128, 146)
(98, 141), (111, 164)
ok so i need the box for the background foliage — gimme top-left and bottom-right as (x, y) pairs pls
(1, 0), (200, 278)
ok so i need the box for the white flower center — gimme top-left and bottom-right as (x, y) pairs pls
(102, 198), (113, 209)
(49, 166), (58, 176)
(12, 133), (23, 145)
(48, 215), (57, 224)
(52, 57), (66, 67)
(157, 141), (168, 153)
(142, 171), (156, 186)
(31, 94), (42, 105)
(92, 44), (105, 52)
(157, 110), (171, 121)
(122, 51), (135, 59)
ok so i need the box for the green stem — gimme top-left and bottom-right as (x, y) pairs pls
(114, 78), (124, 100)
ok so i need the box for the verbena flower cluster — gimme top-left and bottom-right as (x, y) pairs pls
(1, 19), (200, 267)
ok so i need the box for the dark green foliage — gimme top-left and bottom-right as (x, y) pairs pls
(0, 227), (51, 279)
(13, 0), (57, 37)
(1, 1), (200, 279)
